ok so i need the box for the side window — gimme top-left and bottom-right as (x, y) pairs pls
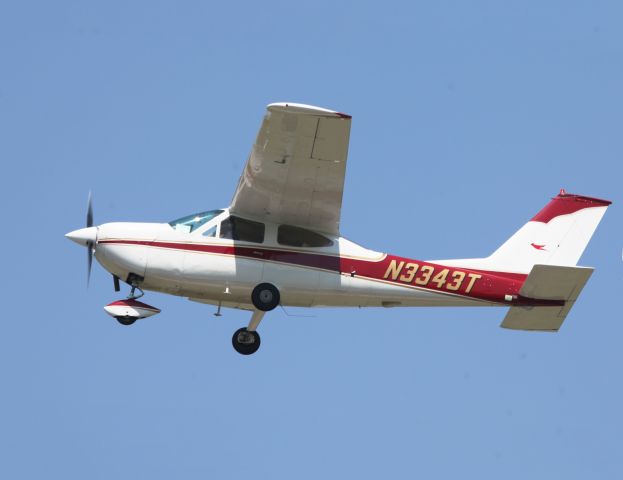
(278, 225), (334, 247)
(220, 216), (265, 243)
(202, 225), (217, 238)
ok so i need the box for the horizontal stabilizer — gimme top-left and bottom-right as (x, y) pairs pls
(501, 264), (593, 331)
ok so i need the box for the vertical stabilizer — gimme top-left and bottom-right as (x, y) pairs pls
(435, 190), (611, 274)
(487, 190), (610, 272)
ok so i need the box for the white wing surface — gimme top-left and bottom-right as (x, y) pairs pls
(230, 103), (352, 235)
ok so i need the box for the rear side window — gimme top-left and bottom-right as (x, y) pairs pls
(220, 216), (265, 243)
(278, 225), (333, 247)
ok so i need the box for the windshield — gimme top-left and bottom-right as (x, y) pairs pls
(168, 210), (223, 233)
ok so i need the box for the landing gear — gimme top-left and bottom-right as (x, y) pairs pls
(104, 283), (160, 325)
(232, 310), (265, 355)
(115, 315), (137, 326)
(232, 327), (261, 355)
(106, 276), (148, 326)
(251, 283), (280, 311)
(127, 283), (144, 300)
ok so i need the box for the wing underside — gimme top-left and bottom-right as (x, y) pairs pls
(230, 103), (352, 235)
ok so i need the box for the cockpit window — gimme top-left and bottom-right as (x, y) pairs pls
(168, 210), (223, 233)
(278, 225), (334, 247)
(203, 225), (217, 238)
(220, 216), (265, 243)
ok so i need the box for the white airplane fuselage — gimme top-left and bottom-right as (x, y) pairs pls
(63, 103), (611, 356)
(93, 214), (494, 312)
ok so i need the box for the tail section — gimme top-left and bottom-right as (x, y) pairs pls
(487, 190), (610, 273)
(501, 264), (593, 331)
(439, 190), (611, 274)
(433, 190), (611, 331)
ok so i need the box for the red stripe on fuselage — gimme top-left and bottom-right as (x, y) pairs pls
(98, 239), (562, 306)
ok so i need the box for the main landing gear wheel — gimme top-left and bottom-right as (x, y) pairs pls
(251, 283), (280, 312)
(115, 316), (137, 326)
(232, 327), (261, 355)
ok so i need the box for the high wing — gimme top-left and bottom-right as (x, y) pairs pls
(230, 102), (352, 235)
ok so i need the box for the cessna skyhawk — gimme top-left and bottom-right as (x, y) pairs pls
(66, 103), (611, 354)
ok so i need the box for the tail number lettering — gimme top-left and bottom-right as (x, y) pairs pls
(383, 260), (482, 294)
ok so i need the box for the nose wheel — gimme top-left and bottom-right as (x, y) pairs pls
(115, 316), (137, 326)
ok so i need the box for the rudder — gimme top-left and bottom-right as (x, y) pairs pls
(488, 190), (610, 273)
(436, 190), (611, 274)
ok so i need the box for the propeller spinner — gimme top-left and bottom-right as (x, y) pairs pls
(65, 192), (97, 285)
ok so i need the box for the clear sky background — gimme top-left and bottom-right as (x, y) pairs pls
(1, 1), (621, 478)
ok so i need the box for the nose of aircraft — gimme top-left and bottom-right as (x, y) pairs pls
(65, 226), (97, 246)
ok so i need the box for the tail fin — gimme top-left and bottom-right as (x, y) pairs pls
(433, 190), (610, 332)
(438, 190), (611, 274)
(488, 190), (610, 273)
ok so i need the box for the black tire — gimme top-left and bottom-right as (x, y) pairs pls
(232, 327), (261, 355)
(116, 315), (137, 326)
(251, 283), (280, 312)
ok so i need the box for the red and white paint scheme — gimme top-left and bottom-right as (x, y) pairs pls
(65, 102), (612, 354)
(103, 299), (161, 325)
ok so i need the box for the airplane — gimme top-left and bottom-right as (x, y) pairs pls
(66, 102), (612, 355)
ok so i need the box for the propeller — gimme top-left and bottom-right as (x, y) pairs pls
(86, 191), (94, 286)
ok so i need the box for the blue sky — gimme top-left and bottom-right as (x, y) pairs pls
(1, 1), (621, 478)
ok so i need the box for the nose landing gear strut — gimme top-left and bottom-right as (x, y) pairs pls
(103, 275), (160, 326)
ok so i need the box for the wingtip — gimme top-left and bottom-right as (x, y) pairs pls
(267, 102), (351, 119)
